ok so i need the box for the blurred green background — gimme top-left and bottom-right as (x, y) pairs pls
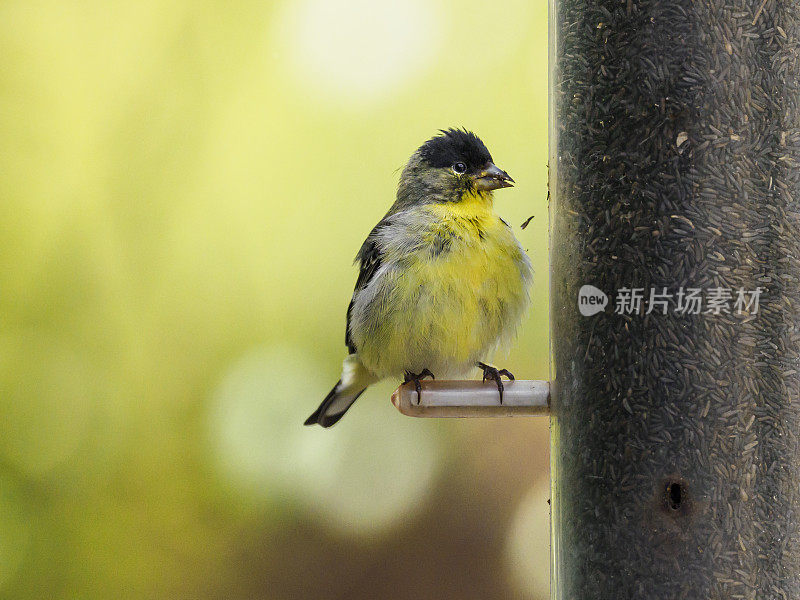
(0, 0), (550, 598)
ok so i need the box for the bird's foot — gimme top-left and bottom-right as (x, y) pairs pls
(477, 362), (515, 404)
(404, 369), (435, 405)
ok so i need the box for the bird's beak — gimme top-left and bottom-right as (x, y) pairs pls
(473, 163), (515, 191)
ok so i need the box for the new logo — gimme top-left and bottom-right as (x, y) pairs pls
(578, 285), (608, 316)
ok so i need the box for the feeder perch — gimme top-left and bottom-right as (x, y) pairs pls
(391, 380), (550, 418)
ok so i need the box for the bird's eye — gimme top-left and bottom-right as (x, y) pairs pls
(453, 162), (467, 174)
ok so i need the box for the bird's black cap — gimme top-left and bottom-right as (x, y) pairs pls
(418, 128), (493, 171)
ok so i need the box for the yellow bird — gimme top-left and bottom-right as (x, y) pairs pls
(305, 129), (532, 427)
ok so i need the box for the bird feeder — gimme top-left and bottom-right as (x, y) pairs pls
(549, 0), (800, 598)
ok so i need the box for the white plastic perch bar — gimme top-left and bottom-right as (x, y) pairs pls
(391, 380), (550, 418)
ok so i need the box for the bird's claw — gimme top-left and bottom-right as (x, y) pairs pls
(477, 362), (514, 404)
(404, 369), (435, 405)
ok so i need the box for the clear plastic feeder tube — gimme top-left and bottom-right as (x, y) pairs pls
(549, 1), (800, 598)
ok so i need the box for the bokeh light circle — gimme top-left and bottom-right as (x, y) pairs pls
(209, 344), (442, 535)
(505, 478), (551, 598)
(274, 0), (440, 104)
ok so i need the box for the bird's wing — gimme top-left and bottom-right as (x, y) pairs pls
(345, 223), (386, 353)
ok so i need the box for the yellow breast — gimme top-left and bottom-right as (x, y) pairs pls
(420, 191), (524, 291)
(355, 191), (532, 378)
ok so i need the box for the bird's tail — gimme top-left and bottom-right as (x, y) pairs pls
(304, 354), (376, 428)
